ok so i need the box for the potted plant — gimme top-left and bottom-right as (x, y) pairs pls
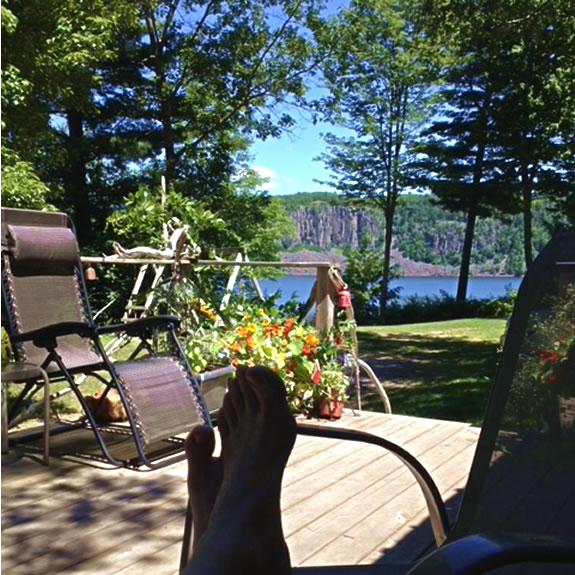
(218, 304), (349, 415)
(312, 360), (351, 420)
(184, 329), (235, 414)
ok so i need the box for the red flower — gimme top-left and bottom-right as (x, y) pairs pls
(548, 374), (557, 383)
(302, 344), (311, 356)
(546, 353), (560, 362)
(311, 360), (322, 385)
(283, 318), (295, 336)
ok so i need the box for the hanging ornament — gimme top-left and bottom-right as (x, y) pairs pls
(338, 288), (351, 309)
(85, 266), (97, 281)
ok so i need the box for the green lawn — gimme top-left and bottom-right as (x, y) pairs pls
(356, 318), (507, 425)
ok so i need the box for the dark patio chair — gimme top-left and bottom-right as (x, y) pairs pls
(180, 231), (575, 573)
(1, 207), (211, 469)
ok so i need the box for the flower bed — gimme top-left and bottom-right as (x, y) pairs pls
(182, 303), (352, 415)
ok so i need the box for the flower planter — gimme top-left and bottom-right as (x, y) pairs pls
(315, 393), (344, 420)
(197, 365), (235, 414)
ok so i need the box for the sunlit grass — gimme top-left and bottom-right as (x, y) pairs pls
(356, 318), (507, 425)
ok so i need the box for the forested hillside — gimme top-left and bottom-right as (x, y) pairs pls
(279, 194), (552, 276)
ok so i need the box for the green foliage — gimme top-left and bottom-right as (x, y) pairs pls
(418, 0), (575, 267)
(342, 235), (400, 323)
(107, 186), (224, 250)
(384, 289), (517, 325)
(0, 152), (55, 210)
(278, 192), (347, 214)
(2, 0), (324, 254)
(1, 327), (13, 363)
(314, 0), (450, 314)
(506, 283), (575, 434)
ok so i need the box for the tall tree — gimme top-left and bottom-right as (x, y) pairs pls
(491, 0), (575, 264)
(2, 0), (139, 243)
(414, 59), (520, 301)
(421, 0), (575, 270)
(2, 0), (325, 250)
(315, 0), (442, 319)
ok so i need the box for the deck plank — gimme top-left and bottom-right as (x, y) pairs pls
(1, 411), (479, 575)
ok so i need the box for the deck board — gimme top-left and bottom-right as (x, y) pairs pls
(1, 411), (480, 575)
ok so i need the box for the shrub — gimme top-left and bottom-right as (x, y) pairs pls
(384, 290), (517, 325)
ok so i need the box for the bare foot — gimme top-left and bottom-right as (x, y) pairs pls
(185, 365), (296, 575)
(184, 425), (222, 550)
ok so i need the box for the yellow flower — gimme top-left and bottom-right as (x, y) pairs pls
(246, 323), (257, 336)
(257, 308), (265, 317)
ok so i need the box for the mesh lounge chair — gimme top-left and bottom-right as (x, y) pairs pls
(1, 207), (211, 469)
(180, 231), (575, 573)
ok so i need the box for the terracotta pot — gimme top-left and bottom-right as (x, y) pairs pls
(315, 392), (344, 420)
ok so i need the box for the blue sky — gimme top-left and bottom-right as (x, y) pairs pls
(250, 119), (337, 196)
(249, 0), (351, 196)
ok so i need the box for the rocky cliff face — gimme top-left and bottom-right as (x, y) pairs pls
(290, 207), (380, 248)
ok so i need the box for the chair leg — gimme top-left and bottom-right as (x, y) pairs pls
(1, 382), (8, 456)
(40, 368), (50, 465)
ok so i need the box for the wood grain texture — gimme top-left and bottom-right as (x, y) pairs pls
(1, 411), (479, 574)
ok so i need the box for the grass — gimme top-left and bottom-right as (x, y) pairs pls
(356, 318), (507, 425)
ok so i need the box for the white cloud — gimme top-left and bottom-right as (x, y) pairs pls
(252, 165), (280, 190)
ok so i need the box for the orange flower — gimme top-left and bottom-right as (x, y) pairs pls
(305, 333), (319, 347)
(237, 326), (249, 338)
(264, 324), (281, 337)
(230, 342), (242, 353)
(246, 336), (256, 350)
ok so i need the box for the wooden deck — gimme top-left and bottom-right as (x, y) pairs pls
(1, 411), (480, 575)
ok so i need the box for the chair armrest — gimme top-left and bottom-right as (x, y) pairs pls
(181, 423), (450, 572)
(407, 533), (575, 575)
(97, 315), (182, 336)
(11, 322), (95, 347)
(295, 423), (449, 547)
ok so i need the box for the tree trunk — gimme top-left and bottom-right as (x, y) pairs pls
(379, 206), (394, 322)
(66, 109), (89, 246)
(456, 202), (478, 302)
(457, 90), (490, 301)
(145, 11), (177, 185)
(521, 171), (533, 269)
(160, 96), (177, 183)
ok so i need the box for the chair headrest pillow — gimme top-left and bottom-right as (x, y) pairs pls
(7, 224), (79, 266)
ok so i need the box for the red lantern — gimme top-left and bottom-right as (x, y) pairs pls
(338, 288), (351, 309)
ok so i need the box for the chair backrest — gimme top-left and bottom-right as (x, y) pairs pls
(1, 207), (99, 371)
(451, 232), (575, 541)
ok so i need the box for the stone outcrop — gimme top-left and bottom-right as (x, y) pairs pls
(289, 207), (379, 249)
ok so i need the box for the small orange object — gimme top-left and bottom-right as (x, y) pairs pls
(84, 267), (97, 281)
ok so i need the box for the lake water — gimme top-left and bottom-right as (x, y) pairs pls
(256, 275), (522, 306)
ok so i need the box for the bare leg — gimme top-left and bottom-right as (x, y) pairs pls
(184, 365), (296, 575)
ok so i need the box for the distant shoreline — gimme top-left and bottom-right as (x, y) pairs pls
(280, 250), (521, 278)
